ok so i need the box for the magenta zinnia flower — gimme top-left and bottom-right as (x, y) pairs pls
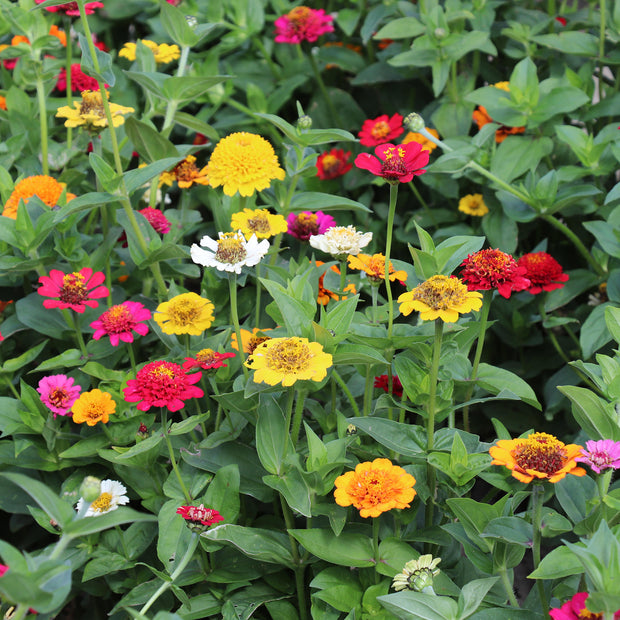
(35, 0), (104, 15)
(177, 504), (224, 527)
(38, 267), (109, 313)
(123, 360), (203, 412)
(355, 142), (429, 184)
(550, 592), (620, 619)
(182, 348), (235, 372)
(287, 211), (336, 241)
(37, 374), (81, 417)
(460, 249), (530, 299)
(139, 207), (171, 235)
(575, 439), (620, 474)
(90, 301), (151, 346)
(274, 6), (334, 44)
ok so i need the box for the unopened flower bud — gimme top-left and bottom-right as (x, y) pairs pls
(297, 115), (313, 130)
(434, 27), (447, 39)
(392, 555), (441, 593)
(404, 113), (425, 132)
(79, 476), (101, 503)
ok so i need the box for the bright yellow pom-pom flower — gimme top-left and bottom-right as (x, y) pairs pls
(155, 292), (215, 336)
(231, 208), (288, 240)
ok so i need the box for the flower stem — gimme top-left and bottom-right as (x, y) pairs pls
(290, 389), (307, 448)
(372, 516), (381, 584)
(363, 366), (374, 417)
(255, 262), (262, 327)
(64, 16), (73, 150)
(531, 483), (548, 615)
(64, 310), (88, 358)
(35, 75), (49, 175)
(162, 45), (190, 137)
(332, 369), (361, 418)
(408, 181), (436, 226)
(371, 284), (379, 324)
(339, 258), (347, 294)
(305, 45), (342, 127)
(284, 387), (296, 438)
(229, 274), (249, 379)
(280, 495), (308, 620)
(9, 605), (30, 620)
(385, 184), (399, 338)
(498, 565), (520, 608)
(161, 409), (192, 504)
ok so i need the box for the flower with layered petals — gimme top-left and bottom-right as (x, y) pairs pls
(245, 337), (332, 386)
(398, 275), (482, 322)
(90, 301), (151, 346)
(490, 432), (586, 483)
(355, 142), (429, 184)
(517, 251), (569, 294)
(119, 40), (181, 64)
(309, 225), (372, 259)
(72, 389), (116, 426)
(374, 374), (403, 398)
(177, 504), (224, 532)
(458, 194), (489, 216)
(76, 480), (128, 517)
(575, 439), (620, 474)
(550, 591), (620, 619)
(358, 113), (404, 146)
(56, 90), (134, 131)
(274, 6), (334, 44)
(231, 327), (272, 354)
(124, 360), (203, 412)
(172, 154), (209, 188)
(3, 175), (75, 219)
(35, 0), (104, 15)
(38, 267), (109, 313)
(459, 249), (530, 299)
(287, 211), (336, 241)
(231, 208), (288, 240)
(207, 132), (285, 197)
(402, 128), (439, 152)
(316, 148), (353, 180)
(191, 231), (270, 274)
(155, 293), (214, 336)
(315, 261), (356, 305)
(348, 253), (408, 285)
(183, 349), (235, 372)
(392, 555), (441, 592)
(37, 374), (81, 417)
(139, 207), (171, 234)
(56, 63), (100, 93)
(334, 458), (416, 518)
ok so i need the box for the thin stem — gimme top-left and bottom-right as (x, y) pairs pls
(339, 258), (347, 294)
(372, 516), (380, 584)
(305, 45), (342, 127)
(3, 376), (20, 399)
(255, 262), (262, 327)
(35, 75), (49, 175)
(280, 496), (308, 620)
(498, 566), (520, 607)
(162, 45), (190, 136)
(127, 342), (137, 376)
(363, 366), (374, 417)
(408, 181), (436, 226)
(9, 605), (30, 620)
(64, 16), (73, 150)
(161, 409), (192, 504)
(371, 284), (379, 324)
(290, 389), (307, 448)
(331, 370), (361, 418)
(283, 388), (296, 437)
(385, 183), (399, 338)
(66, 310), (88, 358)
(531, 484), (548, 615)
(599, 0), (607, 73)
(252, 35), (280, 79)
(229, 274), (249, 379)
(539, 297), (571, 364)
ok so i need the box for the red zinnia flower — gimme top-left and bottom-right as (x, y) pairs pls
(123, 360), (203, 412)
(35, 0), (104, 15)
(555, 16), (567, 26)
(177, 504), (224, 527)
(374, 374), (403, 398)
(38, 267), (109, 313)
(358, 113), (404, 147)
(517, 251), (569, 294)
(286, 210), (336, 241)
(355, 142), (429, 184)
(183, 348), (235, 372)
(274, 6), (334, 44)
(138, 207), (171, 234)
(459, 249), (530, 299)
(90, 301), (152, 346)
(550, 591), (620, 619)
(316, 148), (352, 180)
(56, 63), (100, 93)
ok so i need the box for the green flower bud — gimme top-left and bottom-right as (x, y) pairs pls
(297, 115), (313, 130)
(79, 476), (102, 503)
(404, 113), (425, 132)
(392, 555), (441, 593)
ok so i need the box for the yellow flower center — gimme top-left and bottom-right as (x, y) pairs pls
(320, 154), (339, 173)
(246, 212), (271, 234)
(215, 234), (248, 264)
(79, 91), (105, 117)
(196, 348), (217, 364)
(265, 339), (311, 373)
(512, 432), (567, 475)
(578, 609), (602, 619)
(90, 492), (113, 513)
(166, 298), (202, 326)
(60, 272), (87, 304)
(411, 275), (468, 311)
(49, 388), (69, 407)
(150, 366), (175, 379)
(371, 121), (391, 139)
(288, 6), (312, 24)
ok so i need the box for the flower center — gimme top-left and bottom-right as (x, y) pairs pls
(288, 6), (312, 25)
(468, 197), (484, 211)
(512, 432), (567, 475)
(371, 121), (391, 139)
(173, 156), (201, 182)
(150, 366), (175, 379)
(380, 146), (408, 178)
(187, 504), (215, 522)
(79, 91), (105, 117)
(90, 492), (113, 513)
(411, 275), (468, 311)
(321, 154), (340, 174)
(578, 610), (602, 619)
(49, 388), (69, 407)
(59, 272), (88, 304)
(101, 304), (133, 333)
(248, 335), (270, 354)
(351, 469), (396, 504)
(588, 450), (614, 469)
(470, 250), (513, 274)
(196, 348), (217, 365)
(265, 339), (311, 373)
(295, 213), (319, 236)
(246, 213), (271, 234)
(215, 234), (248, 264)
(167, 299), (201, 326)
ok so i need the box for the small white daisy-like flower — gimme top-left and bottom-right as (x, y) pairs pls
(75, 479), (129, 517)
(190, 231), (270, 274)
(309, 225), (372, 259)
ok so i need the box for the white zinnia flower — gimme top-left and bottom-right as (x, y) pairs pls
(190, 231), (270, 274)
(309, 225), (372, 259)
(75, 479), (129, 517)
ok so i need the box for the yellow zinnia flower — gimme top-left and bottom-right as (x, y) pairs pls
(398, 274), (483, 323)
(402, 128), (439, 152)
(172, 155), (209, 189)
(230, 208), (288, 240)
(207, 132), (285, 197)
(334, 458), (416, 518)
(119, 39), (181, 64)
(458, 194), (489, 217)
(154, 292), (215, 336)
(56, 90), (134, 131)
(347, 253), (408, 284)
(245, 337), (332, 386)
(3, 175), (75, 219)
(72, 389), (116, 426)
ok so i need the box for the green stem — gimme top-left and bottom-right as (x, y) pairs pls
(385, 183), (399, 338)
(127, 342), (137, 376)
(283, 388), (296, 438)
(498, 566), (520, 607)
(599, 0), (607, 68)
(229, 274), (249, 379)
(305, 45), (342, 127)
(162, 45), (190, 136)
(597, 469), (613, 503)
(539, 297), (571, 364)
(9, 605), (30, 620)
(252, 35), (280, 79)
(49, 533), (72, 561)
(531, 483), (548, 615)
(280, 496), (308, 620)
(331, 370), (361, 418)
(3, 376), (20, 399)
(408, 181), (436, 226)
(35, 75), (49, 175)
(371, 284), (379, 324)
(161, 409), (192, 504)
(209, 377), (223, 432)
(372, 516), (380, 584)
(290, 389), (307, 448)
(64, 16), (73, 150)
(363, 365), (374, 417)
(255, 262), (262, 327)
(339, 258), (347, 294)
(65, 310), (88, 358)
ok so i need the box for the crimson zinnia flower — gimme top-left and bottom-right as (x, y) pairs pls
(56, 63), (100, 93)
(38, 267), (109, 313)
(35, 0), (104, 15)
(517, 251), (569, 294)
(123, 360), (203, 412)
(139, 207), (171, 234)
(355, 142), (429, 184)
(274, 6), (334, 44)
(316, 148), (352, 180)
(358, 113), (404, 147)
(177, 504), (224, 532)
(459, 249), (530, 299)
(374, 374), (403, 398)
(90, 301), (151, 346)
(183, 349), (235, 372)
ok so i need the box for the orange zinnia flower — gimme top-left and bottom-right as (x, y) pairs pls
(72, 389), (116, 426)
(402, 128), (440, 152)
(3, 175), (75, 219)
(347, 253), (407, 284)
(334, 458), (416, 518)
(490, 432), (586, 483)
(172, 154), (209, 188)
(472, 105), (525, 143)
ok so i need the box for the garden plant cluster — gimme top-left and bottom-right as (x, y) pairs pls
(0, 0), (620, 618)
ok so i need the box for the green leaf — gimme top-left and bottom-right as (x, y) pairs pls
(1, 339), (47, 373)
(373, 17), (425, 39)
(263, 467), (312, 517)
(457, 577), (498, 619)
(490, 136), (553, 184)
(124, 117), (179, 164)
(377, 591), (459, 620)
(580, 303), (614, 358)
(255, 396), (291, 475)
(531, 32), (599, 56)
(89, 153), (121, 193)
(156, 500), (193, 574)
(605, 306), (620, 344)
(159, 0), (199, 46)
(78, 33), (115, 86)
(162, 76), (230, 103)
(168, 414), (209, 436)
(289, 529), (375, 567)
(475, 363), (541, 410)
(481, 516), (533, 547)
(529, 545), (584, 579)
(323, 295), (359, 335)
(63, 507), (156, 538)
(347, 417), (424, 458)
(290, 191), (370, 213)
(58, 435), (110, 459)
(557, 385), (620, 441)
(333, 344), (389, 366)
(260, 278), (316, 337)
(203, 464), (240, 525)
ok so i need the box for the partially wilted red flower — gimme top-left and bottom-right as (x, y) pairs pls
(460, 249), (530, 299)
(139, 207), (171, 234)
(177, 504), (224, 529)
(38, 268), (109, 313)
(355, 142), (429, 184)
(358, 113), (404, 146)
(517, 251), (569, 294)
(316, 148), (352, 180)
(183, 349), (235, 372)
(374, 374), (403, 398)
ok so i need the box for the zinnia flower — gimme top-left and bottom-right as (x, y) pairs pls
(550, 591), (620, 619)
(35, 0), (104, 15)
(0, 96), (6, 111)
(355, 142), (429, 184)
(517, 251), (569, 294)
(76, 480), (129, 517)
(154, 293), (214, 336)
(183, 349), (235, 372)
(177, 504), (224, 528)
(171, 154), (209, 188)
(334, 458), (416, 518)
(348, 253), (408, 284)
(358, 113), (404, 147)
(575, 439), (620, 474)
(139, 206), (171, 234)
(37, 374), (81, 417)
(3, 175), (75, 219)
(287, 211), (336, 241)
(38, 267), (109, 313)
(472, 82), (525, 143)
(374, 374), (403, 398)
(72, 389), (116, 426)
(316, 148), (353, 180)
(398, 274), (483, 323)
(56, 90), (134, 131)
(458, 193), (489, 216)
(245, 337), (333, 387)
(274, 6), (334, 44)
(231, 327), (272, 354)
(230, 208), (288, 240)
(490, 432), (586, 483)
(90, 301), (151, 346)
(191, 231), (270, 274)
(56, 63), (100, 93)
(206, 132), (285, 197)
(392, 555), (441, 592)
(309, 225), (372, 259)
(459, 249), (530, 299)
(123, 360), (203, 412)
(402, 128), (439, 152)
(119, 40), (181, 64)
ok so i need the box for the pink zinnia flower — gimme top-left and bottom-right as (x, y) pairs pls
(183, 348), (235, 372)
(287, 211), (336, 241)
(123, 360), (203, 412)
(37, 374), (81, 417)
(177, 504), (224, 527)
(517, 251), (569, 294)
(35, 0), (104, 15)
(38, 267), (109, 313)
(56, 63), (100, 93)
(138, 207), (171, 235)
(358, 113), (404, 147)
(575, 439), (620, 474)
(374, 374), (403, 398)
(550, 592), (620, 619)
(355, 142), (429, 184)
(274, 6), (334, 44)
(90, 301), (151, 346)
